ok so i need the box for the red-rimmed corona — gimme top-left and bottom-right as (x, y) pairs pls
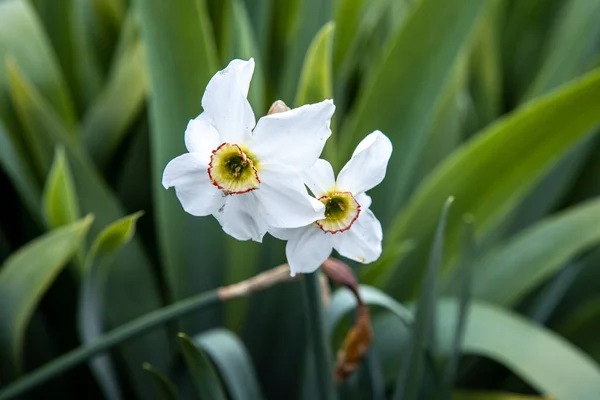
(163, 58), (335, 243)
(315, 192), (361, 234)
(270, 131), (393, 276)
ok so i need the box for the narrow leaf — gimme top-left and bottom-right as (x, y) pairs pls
(82, 39), (147, 168)
(344, 0), (490, 212)
(0, 216), (93, 376)
(142, 363), (179, 400)
(43, 147), (80, 230)
(193, 328), (266, 400)
(178, 333), (227, 400)
(378, 67), (600, 300)
(77, 212), (145, 400)
(393, 197), (453, 400)
(471, 197), (600, 306)
(437, 300), (600, 400)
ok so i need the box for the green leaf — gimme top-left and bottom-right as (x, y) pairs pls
(0, 216), (93, 376)
(295, 22), (334, 107)
(393, 198), (453, 400)
(43, 147), (80, 230)
(142, 363), (180, 400)
(437, 300), (600, 400)
(343, 0), (491, 212)
(467, 1), (503, 131)
(468, 198), (600, 307)
(0, 0), (75, 131)
(6, 53), (170, 399)
(444, 218), (475, 391)
(193, 328), (266, 400)
(29, 0), (78, 108)
(178, 333), (227, 400)
(508, 0), (600, 235)
(277, 0), (332, 101)
(0, 289), (221, 400)
(524, 0), (600, 100)
(77, 212), (145, 400)
(378, 67), (600, 300)
(332, 0), (364, 74)
(135, 0), (225, 333)
(89, 211), (144, 259)
(295, 21), (336, 165)
(82, 39), (147, 168)
(0, 119), (41, 220)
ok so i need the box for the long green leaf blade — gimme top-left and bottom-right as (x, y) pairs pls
(470, 198), (600, 307)
(344, 0), (491, 212)
(178, 333), (227, 400)
(438, 300), (600, 400)
(378, 67), (600, 299)
(0, 216), (92, 376)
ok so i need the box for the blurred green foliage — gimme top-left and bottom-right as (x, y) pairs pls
(1, 0), (600, 399)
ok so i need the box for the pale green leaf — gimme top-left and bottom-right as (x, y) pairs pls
(0, 216), (93, 376)
(377, 67), (600, 300)
(43, 147), (80, 230)
(438, 300), (600, 400)
(469, 198), (600, 306)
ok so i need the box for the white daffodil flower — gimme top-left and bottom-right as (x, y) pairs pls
(270, 131), (393, 276)
(162, 58), (335, 242)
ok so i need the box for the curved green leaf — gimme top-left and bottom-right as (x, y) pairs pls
(178, 333), (227, 400)
(469, 198), (600, 306)
(43, 147), (80, 230)
(438, 300), (600, 400)
(394, 197), (452, 400)
(344, 0), (491, 211)
(0, 0), (75, 130)
(295, 22), (336, 176)
(0, 119), (41, 220)
(77, 212), (144, 400)
(0, 216), (93, 376)
(82, 39), (147, 168)
(142, 363), (179, 400)
(379, 67), (600, 300)
(193, 328), (265, 400)
(295, 22), (334, 107)
(6, 56), (170, 399)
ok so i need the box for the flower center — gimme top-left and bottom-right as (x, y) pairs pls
(208, 143), (260, 194)
(315, 191), (361, 234)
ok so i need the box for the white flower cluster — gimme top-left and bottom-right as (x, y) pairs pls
(163, 59), (392, 276)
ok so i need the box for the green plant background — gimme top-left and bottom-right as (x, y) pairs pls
(1, 0), (600, 399)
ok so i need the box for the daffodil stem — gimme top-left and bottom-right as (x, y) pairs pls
(0, 290), (220, 400)
(302, 272), (336, 400)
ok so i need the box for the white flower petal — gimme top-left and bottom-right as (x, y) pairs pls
(284, 225), (333, 276)
(333, 208), (383, 264)
(202, 59), (256, 144)
(213, 193), (268, 242)
(254, 170), (325, 228)
(251, 100), (335, 172)
(337, 130), (392, 194)
(356, 193), (372, 209)
(162, 153), (225, 216)
(302, 159), (335, 198)
(184, 113), (221, 161)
